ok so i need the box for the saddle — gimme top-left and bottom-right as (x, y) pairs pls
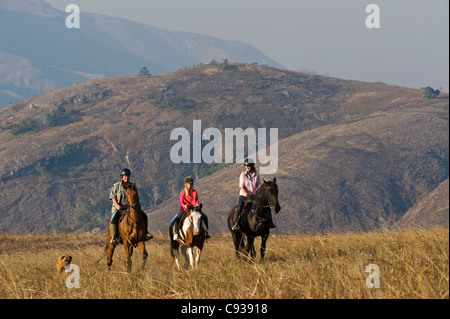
(235, 196), (254, 213)
(118, 208), (128, 222)
(112, 208), (133, 243)
(243, 196), (254, 208)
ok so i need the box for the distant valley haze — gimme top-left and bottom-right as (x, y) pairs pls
(0, 0), (448, 107)
(45, 0), (449, 91)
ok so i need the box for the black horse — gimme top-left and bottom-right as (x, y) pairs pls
(227, 177), (281, 261)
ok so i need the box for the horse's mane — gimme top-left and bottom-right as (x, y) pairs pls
(254, 182), (267, 203)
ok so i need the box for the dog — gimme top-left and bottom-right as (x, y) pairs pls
(56, 254), (72, 275)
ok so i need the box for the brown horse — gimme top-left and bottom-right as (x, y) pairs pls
(106, 181), (148, 272)
(170, 204), (206, 270)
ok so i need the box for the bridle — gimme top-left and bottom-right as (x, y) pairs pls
(249, 185), (277, 222)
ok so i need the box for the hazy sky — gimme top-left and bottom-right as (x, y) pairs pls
(46, 0), (449, 92)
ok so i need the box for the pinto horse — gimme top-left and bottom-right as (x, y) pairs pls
(227, 177), (281, 261)
(106, 181), (148, 272)
(170, 204), (206, 270)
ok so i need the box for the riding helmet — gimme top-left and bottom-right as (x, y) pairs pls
(244, 159), (255, 167)
(120, 168), (131, 176)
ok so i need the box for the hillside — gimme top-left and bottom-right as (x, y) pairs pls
(0, 0), (282, 107)
(396, 178), (449, 229)
(149, 99), (449, 234)
(0, 62), (448, 233)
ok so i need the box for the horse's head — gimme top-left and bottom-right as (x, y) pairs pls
(188, 203), (203, 235)
(262, 177), (281, 214)
(124, 181), (140, 211)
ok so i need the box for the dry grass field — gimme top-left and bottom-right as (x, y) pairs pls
(0, 227), (448, 299)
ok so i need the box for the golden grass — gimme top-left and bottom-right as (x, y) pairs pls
(0, 227), (448, 299)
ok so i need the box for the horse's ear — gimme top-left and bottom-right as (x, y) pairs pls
(199, 203), (202, 209)
(132, 181), (136, 188)
(273, 177), (276, 183)
(263, 179), (267, 184)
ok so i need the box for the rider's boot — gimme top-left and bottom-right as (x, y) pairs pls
(143, 214), (153, 240)
(109, 223), (118, 245)
(231, 208), (243, 231)
(173, 218), (180, 241)
(202, 213), (211, 239)
(268, 213), (277, 229)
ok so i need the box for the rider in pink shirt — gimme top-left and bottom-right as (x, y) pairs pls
(239, 166), (261, 196)
(232, 159), (266, 231)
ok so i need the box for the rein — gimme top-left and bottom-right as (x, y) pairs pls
(124, 206), (141, 230)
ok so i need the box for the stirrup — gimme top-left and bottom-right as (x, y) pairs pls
(231, 223), (240, 231)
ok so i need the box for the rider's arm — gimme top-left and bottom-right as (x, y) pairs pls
(112, 198), (121, 211)
(180, 190), (187, 210)
(239, 172), (248, 196)
(193, 190), (199, 206)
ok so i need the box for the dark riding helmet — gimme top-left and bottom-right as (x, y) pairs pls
(184, 176), (194, 184)
(120, 168), (131, 176)
(244, 159), (255, 167)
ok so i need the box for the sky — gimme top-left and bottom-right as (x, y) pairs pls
(46, 0), (449, 92)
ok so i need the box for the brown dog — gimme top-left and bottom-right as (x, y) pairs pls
(56, 254), (72, 275)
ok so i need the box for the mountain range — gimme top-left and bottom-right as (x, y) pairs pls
(0, 0), (282, 108)
(0, 62), (448, 233)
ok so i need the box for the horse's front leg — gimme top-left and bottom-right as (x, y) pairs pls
(187, 246), (195, 269)
(106, 223), (116, 269)
(123, 240), (133, 272)
(106, 243), (115, 269)
(172, 246), (181, 270)
(260, 233), (269, 262)
(138, 242), (148, 270)
(194, 247), (202, 269)
(180, 245), (190, 269)
(128, 229), (137, 247)
(246, 236), (256, 259)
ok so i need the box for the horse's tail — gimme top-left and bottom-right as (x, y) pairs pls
(94, 241), (109, 264)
